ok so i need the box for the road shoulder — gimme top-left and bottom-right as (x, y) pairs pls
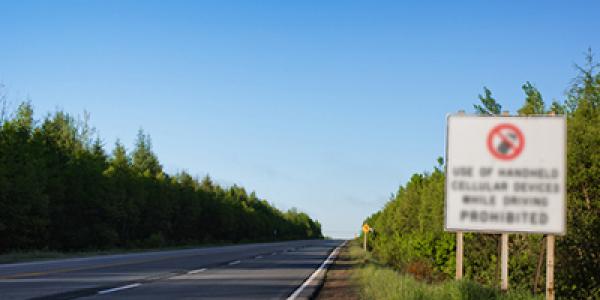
(315, 242), (360, 300)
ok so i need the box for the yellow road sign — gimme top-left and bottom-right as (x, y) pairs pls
(362, 224), (370, 233)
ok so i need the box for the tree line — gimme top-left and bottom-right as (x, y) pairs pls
(362, 50), (599, 299)
(0, 101), (323, 252)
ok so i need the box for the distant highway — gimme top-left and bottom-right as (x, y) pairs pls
(0, 240), (343, 300)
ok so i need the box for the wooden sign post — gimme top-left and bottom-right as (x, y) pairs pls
(499, 112), (509, 292)
(501, 233), (509, 291)
(362, 224), (370, 251)
(545, 111), (556, 300)
(546, 229), (555, 299)
(455, 111), (464, 281)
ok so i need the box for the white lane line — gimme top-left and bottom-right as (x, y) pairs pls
(187, 268), (207, 274)
(287, 242), (347, 300)
(271, 252), (277, 255)
(97, 283), (142, 295)
(255, 255), (264, 259)
(228, 260), (241, 265)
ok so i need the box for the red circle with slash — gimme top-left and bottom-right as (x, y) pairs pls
(487, 123), (525, 160)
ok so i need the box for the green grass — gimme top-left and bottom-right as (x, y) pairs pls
(348, 242), (542, 300)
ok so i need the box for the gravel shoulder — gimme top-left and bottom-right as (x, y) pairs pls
(316, 242), (360, 300)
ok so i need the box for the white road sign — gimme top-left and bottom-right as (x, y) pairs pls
(445, 115), (566, 234)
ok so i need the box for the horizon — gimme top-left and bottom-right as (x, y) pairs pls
(2, 1), (600, 238)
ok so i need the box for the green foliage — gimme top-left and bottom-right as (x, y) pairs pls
(0, 102), (49, 250)
(350, 242), (540, 300)
(0, 105), (322, 253)
(473, 87), (502, 115)
(517, 82), (545, 115)
(555, 49), (600, 298)
(549, 101), (566, 115)
(364, 51), (600, 299)
(132, 129), (163, 178)
(365, 164), (455, 280)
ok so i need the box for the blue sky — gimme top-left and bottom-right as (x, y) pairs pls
(1, 1), (599, 238)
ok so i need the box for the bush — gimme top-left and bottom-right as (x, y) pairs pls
(362, 52), (600, 298)
(351, 244), (540, 300)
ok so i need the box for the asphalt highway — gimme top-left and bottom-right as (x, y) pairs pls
(0, 239), (344, 300)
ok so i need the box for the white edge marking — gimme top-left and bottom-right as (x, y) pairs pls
(97, 283), (142, 295)
(255, 255), (263, 259)
(187, 268), (207, 274)
(286, 241), (346, 300)
(228, 260), (241, 265)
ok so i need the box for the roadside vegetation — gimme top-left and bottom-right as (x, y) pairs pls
(361, 50), (600, 299)
(348, 241), (540, 300)
(0, 92), (323, 256)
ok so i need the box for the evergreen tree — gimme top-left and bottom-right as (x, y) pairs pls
(0, 102), (49, 250)
(132, 129), (162, 178)
(555, 50), (600, 299)
(106, 140), (130, 173)
(473, 87), (502, 115)
(518, 82), (546, 115)
(200, 174), (215, 191)
(0, 90), (322, 253)
(549, 100), (566, 115)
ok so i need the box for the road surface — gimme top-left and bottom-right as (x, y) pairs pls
(0, 239), (343, 300)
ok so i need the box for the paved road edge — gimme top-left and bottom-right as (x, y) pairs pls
(287, 240), (348, 300)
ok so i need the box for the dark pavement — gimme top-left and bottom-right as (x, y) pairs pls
(0, 240), (343, 300)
